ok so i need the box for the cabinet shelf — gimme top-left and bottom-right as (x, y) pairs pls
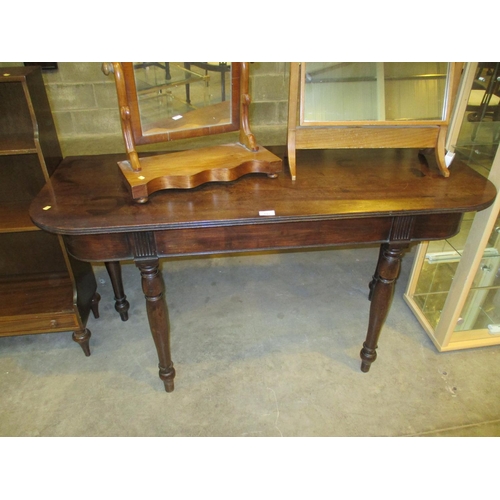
(0, 136), (37, 155)
(0, 201), (40, 233)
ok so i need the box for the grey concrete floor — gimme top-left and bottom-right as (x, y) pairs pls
(1, 245), (500, 437)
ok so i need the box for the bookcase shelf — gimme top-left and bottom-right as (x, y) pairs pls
(0, 66), (100, 355)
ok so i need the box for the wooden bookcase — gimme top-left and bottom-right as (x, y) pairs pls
(0, 66), (99, 355)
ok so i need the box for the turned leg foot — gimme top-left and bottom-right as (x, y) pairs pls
(105, 261), (130, 321)
(361, 243), (406, 372)
(73, 328), (91, 356)
(360, 342), (377, 372)
(159, 364), (176, 393)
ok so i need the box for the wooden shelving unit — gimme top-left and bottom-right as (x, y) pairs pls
(0, 66), (99, 355)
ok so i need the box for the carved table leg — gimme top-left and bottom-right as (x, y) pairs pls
(73, 328), (91, 356)
(360, 243), (407, 372)
(105, 261), (130, 321)
(136, 258), (175, 392)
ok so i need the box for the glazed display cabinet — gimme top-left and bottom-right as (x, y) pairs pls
(404, 62), (500, 351)
(0, 66), (99, 354)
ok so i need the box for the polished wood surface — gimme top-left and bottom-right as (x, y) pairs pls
(31, 148), (495, 234)
(30, 147), (497, 391)
(118, 144), (282, 201)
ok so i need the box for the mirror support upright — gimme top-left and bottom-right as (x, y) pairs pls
(102, 62), (141, 172)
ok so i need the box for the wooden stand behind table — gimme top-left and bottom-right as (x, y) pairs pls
(29, 148), (496, 392)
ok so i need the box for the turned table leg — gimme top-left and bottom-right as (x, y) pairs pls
(105, 261), (130, 321)
(73, 291), (100, 356)
(368, 245), (385, 302)
(361, 243), (407, 372)
(136, 258), (175, 392)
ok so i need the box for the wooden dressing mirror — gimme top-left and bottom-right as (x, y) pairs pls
(102, 62), (282, 202)
(287, 62), (463, 180)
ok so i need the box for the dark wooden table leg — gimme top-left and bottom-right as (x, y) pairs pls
(90, 292), (101, 318)
(105, 261), (130, 321)
(135, 258), (175, 392)
(361, 242), (407, 372)
(73, 291), (100, 355)
(73, 328), (92, 356)
(368, 245), (385, 302)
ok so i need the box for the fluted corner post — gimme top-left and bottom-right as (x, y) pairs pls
(361, 242), (408, 373)
(131, 232), (175, 392)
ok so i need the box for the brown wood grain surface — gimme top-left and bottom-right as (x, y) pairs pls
(30, 148), (496, 236)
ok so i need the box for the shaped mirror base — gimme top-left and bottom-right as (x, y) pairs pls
(118, 143), (283, 203)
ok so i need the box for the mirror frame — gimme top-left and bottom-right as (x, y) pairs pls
(109, 62), (241, 146)
(287, 62), (463, 180)
(102, 62), (282, 203)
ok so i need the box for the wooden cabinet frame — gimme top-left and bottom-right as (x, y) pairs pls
(287, 62), (463, 180)
(404, 63), (500, 351)
(0, 66), (99, 355)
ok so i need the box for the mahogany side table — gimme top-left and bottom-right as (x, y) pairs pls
(29, 148), (496, 392)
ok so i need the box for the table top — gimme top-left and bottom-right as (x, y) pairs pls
(30, 148), (497, 235)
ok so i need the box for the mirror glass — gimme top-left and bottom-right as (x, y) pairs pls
(302, 62), (450, 123)
(133, 62), (232, 136)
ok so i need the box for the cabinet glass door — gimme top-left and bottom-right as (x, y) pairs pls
(455, 215), (500, 332)
(405, 62), (500, 351)
(301, 62), (449, 123)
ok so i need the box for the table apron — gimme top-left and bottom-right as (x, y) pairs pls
(64, 213), (463, 262)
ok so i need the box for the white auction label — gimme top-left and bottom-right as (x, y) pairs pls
(259, 210), (275, 216)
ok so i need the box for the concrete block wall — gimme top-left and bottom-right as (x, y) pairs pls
(249, 62), (290, 141)
(0, 62), (290, 156)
